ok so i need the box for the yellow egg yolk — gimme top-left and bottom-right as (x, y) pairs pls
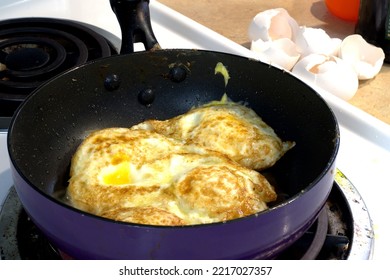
(102, 162), (131, 185)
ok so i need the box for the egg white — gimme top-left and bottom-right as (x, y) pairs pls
(67, 126), (278, 225)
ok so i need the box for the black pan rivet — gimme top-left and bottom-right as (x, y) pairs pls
(138, 88), (155, 106)
(104, 74), (121, 91)
(169, 65), (187, 83)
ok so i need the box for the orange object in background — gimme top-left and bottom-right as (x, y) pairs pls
(325, 0), (360, 22)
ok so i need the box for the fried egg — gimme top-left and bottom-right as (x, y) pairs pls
(67, 127), (277, 225)
(132, 98), (295, 170)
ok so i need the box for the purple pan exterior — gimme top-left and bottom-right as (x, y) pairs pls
(10, 160), (335, 259)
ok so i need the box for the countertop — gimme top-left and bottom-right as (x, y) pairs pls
(158, 0), (390, 125)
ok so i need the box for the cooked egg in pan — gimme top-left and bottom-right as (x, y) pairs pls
(67, 99), (294, 226)
(132, 98), (295, 170)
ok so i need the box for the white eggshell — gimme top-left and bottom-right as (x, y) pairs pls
(292, 54), (359, 100)
(340, 34), (385, 80)
(251, 38), (301, 70)
(295, 27), (342, 56)
(248, 8), (300, 42)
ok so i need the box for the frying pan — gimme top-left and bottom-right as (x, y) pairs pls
(7, 0), (339, 259)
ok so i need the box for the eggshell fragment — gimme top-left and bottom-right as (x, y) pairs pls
(251, 38), (300, 70)
(295, 26), (342, 56)
(292, 54), (359, 100)
(248, 8), (385, 100)
(248, 8), (300, 42)
(340, 34), (385, 80)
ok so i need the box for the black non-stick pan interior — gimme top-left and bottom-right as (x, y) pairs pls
(8, 49), (339, 207)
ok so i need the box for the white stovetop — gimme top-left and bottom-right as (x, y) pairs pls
(1, 0), (390, 260)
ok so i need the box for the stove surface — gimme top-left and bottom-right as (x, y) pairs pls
(0, 0), (389, 260)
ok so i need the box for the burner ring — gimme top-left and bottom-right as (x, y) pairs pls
(0, 27), (90, 79)
(0, 17), (117, 123)
(6, 48), (50, 71)
(0, 37), (67, 79)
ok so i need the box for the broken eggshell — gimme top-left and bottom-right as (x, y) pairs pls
(248, 8), (301, 70)
(248, 9), (341, 70)
(248, 8), (385, 101)
(251, 37), (301, 70)
(292, 54), (359, 100)
(295, 26), (342, 57)
(340, 34), (385, 80)
(248, 8), (300, 42)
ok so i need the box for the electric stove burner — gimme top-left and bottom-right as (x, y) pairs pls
(0, 18), (118, 128)
(0, 170), (374, 260)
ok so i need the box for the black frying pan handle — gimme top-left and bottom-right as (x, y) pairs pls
(110, 0), (161, 54)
